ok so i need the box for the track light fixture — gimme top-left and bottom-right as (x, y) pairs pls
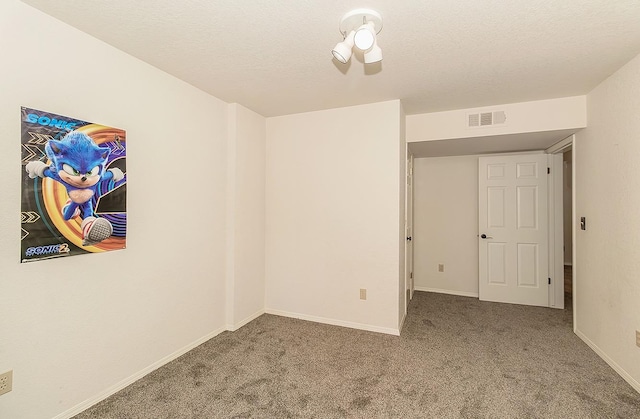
(331, 9), (383, 65)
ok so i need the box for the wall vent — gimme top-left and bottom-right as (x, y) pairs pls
(467, 110), (506, 128)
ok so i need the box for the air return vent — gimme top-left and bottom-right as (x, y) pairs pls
(467, 110), (506, 128)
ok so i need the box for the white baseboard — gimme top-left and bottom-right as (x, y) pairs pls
(575, 329), (640, 394)
(54, 326), (227, 419)
(415, 286), (479, 298)
(265, 308), (400, 336)
(227, 309), (265, 331)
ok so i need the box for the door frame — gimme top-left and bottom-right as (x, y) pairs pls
(546, 135), (575, 319)
(404, 151), (414, 314)
(548, 152), (563, 308)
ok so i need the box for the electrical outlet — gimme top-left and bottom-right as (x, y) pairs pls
(636, 330), (640, 348)
(0, 370), (12, 396)
(360, 289), (367, 300)
(438, 264), (444, 273)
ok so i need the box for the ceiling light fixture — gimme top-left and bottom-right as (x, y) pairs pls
(331, 9), (383, 65)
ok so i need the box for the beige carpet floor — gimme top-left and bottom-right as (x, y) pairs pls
(75, 291), (640, 418)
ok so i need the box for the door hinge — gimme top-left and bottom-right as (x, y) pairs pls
(547, 167), (550, 174)
(548, 277), (551, 285)
(410, 272), (413, 279)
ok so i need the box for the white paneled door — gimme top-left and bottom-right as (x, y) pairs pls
(478, 154), (549, 307)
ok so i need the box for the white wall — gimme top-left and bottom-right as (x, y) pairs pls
(0, 2), (229, 418)
(265, 100), (404, 335)
(574, 52), (640, 392)
(406, 96), (586, 142)
(226, 104), (266, 330)
(413, 156), (479, 297)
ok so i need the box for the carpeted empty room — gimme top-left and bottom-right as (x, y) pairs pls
(75, 292), (640, 418)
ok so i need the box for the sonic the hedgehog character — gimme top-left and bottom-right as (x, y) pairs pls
(26, 131), (124, 246)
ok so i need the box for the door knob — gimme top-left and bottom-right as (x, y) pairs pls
(480, 234), (493, 239)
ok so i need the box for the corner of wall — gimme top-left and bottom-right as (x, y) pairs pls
(399, 102), (407, 329)
(226, 103), (267, 331)
(225, 103), (238, 327)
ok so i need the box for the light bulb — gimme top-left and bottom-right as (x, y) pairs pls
(354, 21), (375, 51)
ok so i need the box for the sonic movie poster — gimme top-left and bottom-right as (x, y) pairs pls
(21, 107), (127, 262)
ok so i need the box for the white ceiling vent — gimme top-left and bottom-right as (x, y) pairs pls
(468, 111), (507, 128)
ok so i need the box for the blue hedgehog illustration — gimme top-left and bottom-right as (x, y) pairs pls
(26, 131), (124, 246)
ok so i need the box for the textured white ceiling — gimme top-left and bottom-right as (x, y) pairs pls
(20, 0), (640, 117)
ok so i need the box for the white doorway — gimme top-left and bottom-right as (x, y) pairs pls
(408, 134), (577, 324)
